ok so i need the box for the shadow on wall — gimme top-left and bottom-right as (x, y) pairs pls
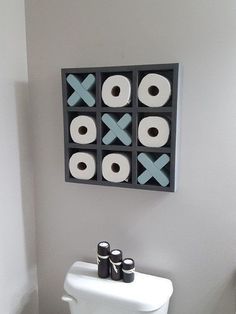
(209, 270), (236, 314)
(142, 261), (236, 314)
(14, 82), (38, 314)
(16, 289), (38, 314)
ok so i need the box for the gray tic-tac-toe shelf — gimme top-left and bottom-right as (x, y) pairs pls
(61, 63), (179, 192)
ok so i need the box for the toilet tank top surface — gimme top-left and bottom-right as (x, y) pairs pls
(63, 261), (173, 312)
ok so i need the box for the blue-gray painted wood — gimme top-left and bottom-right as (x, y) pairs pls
(67, 74), (95, 107)
(102, 113), (132, 146)
(137, 153), (170, 186)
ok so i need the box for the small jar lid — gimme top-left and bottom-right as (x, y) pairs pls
(123, 258), (135, 270)
(97, 241), (110, 256)
(110, 249), (122, 262)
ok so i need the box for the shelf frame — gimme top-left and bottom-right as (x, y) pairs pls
(61, 63), (179, 192)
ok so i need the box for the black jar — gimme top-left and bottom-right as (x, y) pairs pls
(110, 249), (122, 281)
(122, 258), (135, 283)
(97, 241), (110, 278)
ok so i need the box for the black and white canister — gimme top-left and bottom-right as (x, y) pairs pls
(122, 258), (135, 283)
(97, 241), (110, 278)
(110, 249), (123, 281)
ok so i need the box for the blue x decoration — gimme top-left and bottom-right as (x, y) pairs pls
(102, 113), (132, 146)
(66, 74), (95, 107)
(138, 153), (170, 187)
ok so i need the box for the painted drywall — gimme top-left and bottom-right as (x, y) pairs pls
(0, 0), (38, 313)
(25, 0), (236, 313)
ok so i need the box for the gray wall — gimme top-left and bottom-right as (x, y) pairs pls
(0, 0), (38, 313)
(25, 1), (236, 314)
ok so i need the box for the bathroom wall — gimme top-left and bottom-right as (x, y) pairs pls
(25, 1), (236, 314)
(0, 0), (38, 313)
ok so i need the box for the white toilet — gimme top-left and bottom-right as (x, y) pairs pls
(62, 261), (173, 314)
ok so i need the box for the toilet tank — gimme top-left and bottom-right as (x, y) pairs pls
(62, 261), (173, 314)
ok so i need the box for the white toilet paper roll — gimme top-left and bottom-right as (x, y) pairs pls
(102, 153), (130, 183)
(138, 73), (171, 107)
(138, 116), (170, 147)
(70, 115), (97, 144)
(102, 75), (131, 107)
(69, 152), (96, 180)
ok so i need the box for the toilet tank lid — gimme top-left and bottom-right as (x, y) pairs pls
(64, 261), (173, 312)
